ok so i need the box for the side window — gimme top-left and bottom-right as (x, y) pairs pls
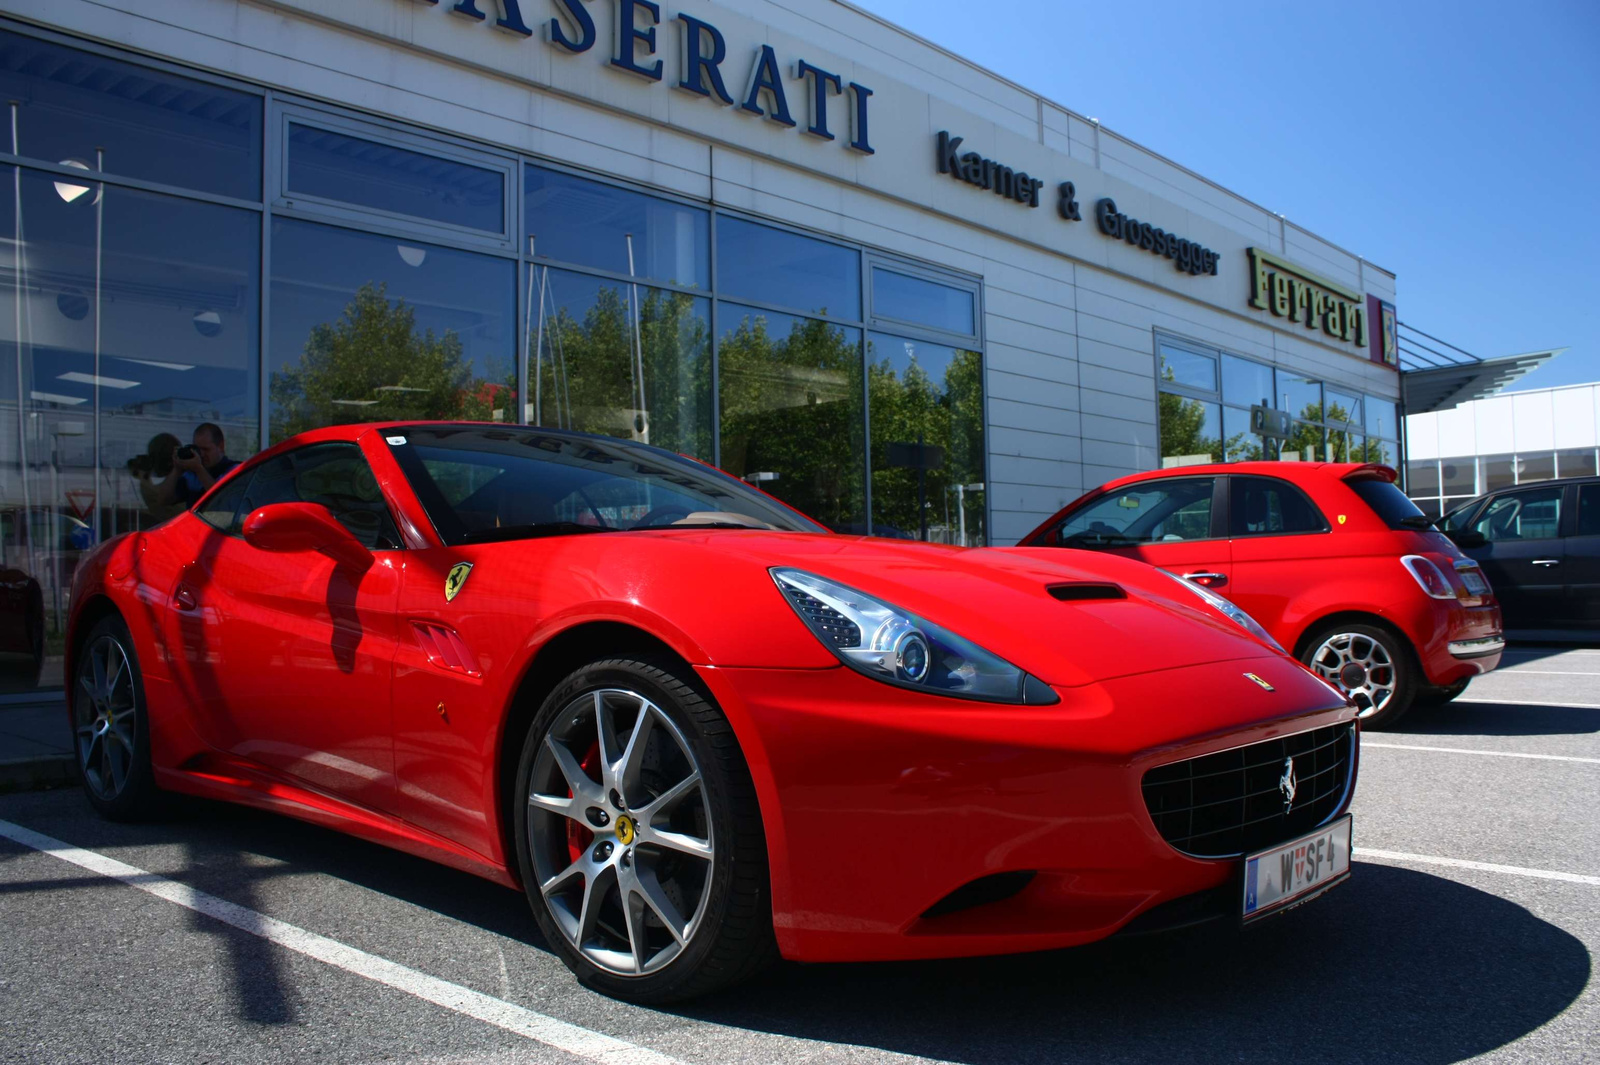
(1474, 488), (1562, 542)
(195, 472), (254, 534)
(239, 443), (403, 550)
(1578, 485), (1599, 537)
(1055, 478), (1215, 546)
(1230, 476), (1327, 536)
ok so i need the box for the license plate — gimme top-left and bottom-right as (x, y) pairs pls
(1242, 816), (1352, 920)
(1459, 569), (1489, 596)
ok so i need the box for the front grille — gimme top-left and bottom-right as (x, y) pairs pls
(1142, 723), (1354, 858)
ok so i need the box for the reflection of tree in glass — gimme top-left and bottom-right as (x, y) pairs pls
(270, 282), (507, 444)
(532, 283), (710, 458)
(718, 313), (863, 530)
(1159, 391), (1219, 464)
(867, 342), (984, 542)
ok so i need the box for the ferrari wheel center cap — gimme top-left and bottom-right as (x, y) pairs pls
(1339, 663), (1367, 689)
(613, 815), (636, 846)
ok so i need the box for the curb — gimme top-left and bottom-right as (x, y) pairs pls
(0, 756), (78, 794)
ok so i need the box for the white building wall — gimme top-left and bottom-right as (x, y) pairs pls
(9, 0), (1401, 542)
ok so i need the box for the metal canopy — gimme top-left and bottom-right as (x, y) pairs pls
(1397, 322), (1564, 414)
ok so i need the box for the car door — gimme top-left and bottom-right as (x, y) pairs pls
(1566, 482), (1600, 627)
(1468, 485), (1568, 628)
(1045, 475), (1230, 588)
(182, 441), (404, 810)
(1223, 474), (1333, 635)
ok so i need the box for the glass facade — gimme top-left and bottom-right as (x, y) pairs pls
(1156, 335), (1400, 471)
(0, 25), (987, 694)
(1407, 447), (1600, 519)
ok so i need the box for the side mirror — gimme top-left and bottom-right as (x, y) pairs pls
(1445, 529), (1486, 550)
(242, 503), (371, 567)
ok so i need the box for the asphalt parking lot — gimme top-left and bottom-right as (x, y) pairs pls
(1, 646), (1596, 1065)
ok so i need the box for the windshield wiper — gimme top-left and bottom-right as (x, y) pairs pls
(460, 522), (618, 544)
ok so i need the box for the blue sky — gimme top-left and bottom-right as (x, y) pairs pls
(853, 0), (1599, 392)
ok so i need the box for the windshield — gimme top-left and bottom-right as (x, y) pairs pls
(386, 426), (827, 546)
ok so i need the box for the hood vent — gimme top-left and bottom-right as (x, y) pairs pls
(1046, 582), (1126, 602)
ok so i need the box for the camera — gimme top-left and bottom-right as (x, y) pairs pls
(175, 445), (197, 461)
(126, 454), (153, 475)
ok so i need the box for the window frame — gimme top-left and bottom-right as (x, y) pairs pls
(1050, 475), (1226, 546)
(272, 102), (517, 251)
(198, 442), (404, 550)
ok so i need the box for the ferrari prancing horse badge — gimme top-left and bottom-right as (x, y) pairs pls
(445, 562), (473, 602)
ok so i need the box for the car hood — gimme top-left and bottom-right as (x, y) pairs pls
(522, 530), (1292, 689)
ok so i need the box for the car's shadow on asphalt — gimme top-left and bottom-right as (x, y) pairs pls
(1398, 700), (1599, 736)
(3, 791), (1589, 1065)
(685, 865), (1591, 1065)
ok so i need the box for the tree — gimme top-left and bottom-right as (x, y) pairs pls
(270, 282), (505, 443)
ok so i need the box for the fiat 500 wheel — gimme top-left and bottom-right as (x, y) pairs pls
(513, 657), (776, 1003)
(1301, 622), (1417, 730)
(72, 615), (161, 820)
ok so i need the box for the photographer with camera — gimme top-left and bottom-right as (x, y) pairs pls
(128, 432), (186, 524)
(156, 422), (241, 509)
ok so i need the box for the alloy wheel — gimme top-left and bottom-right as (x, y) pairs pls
(525, 688), (714, 977)
(1308, 631), (1397, 717)
(74, 634), (137, 800)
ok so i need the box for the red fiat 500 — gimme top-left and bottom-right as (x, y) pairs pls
(1015, 462), (1503, 728)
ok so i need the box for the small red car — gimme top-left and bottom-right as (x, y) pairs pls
(67, 424), (1357, 1002)
(1016, 462), (1503, 728)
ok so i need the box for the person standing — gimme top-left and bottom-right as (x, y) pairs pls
(159, 422), (241, 509)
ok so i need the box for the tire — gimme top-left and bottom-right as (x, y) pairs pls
(512, 657), (777, 1003)
(1299, 621), (1418, 731)
(1416, 678), (1471, 707)
(70, 614), (162, 820)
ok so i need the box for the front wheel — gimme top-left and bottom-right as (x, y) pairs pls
(1300, 622), (1418, 730)
(512, 657), (776, 1003)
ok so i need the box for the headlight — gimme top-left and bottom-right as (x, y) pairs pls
(1157, 569), (1285, 653)
(771, 568), (1058, 705)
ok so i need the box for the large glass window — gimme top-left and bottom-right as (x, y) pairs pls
(0, 28), (261, 200)
(717, 306), (864, 531)
(2, 167), (259, 686)
(866, 333), (984, 544)
(287, 122), (504, 233)
(525, 166), (708, 288)
(1559, 448), (1599, 478)
(1480, 454), (1515, 493)
(268, 219), (514, 443)
(1278, 373), (1323, 424)
(526, 266), (711, 459)
(715, 218), (860, 318)
(1222, 355), (1274, 409)
(1474, 487), (1562, 542)
(1158, 394), (1220, 467)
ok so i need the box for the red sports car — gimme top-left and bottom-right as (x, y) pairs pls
(66, 423), (1357, 1002)
(1014, 462), (1503, 729)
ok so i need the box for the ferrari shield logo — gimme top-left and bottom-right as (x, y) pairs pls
(444, 562), (473, 602)
(1244, 672), (1275, 692)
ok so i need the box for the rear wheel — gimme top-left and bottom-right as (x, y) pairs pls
(71, 615), (161, 820)
(1300, 621), (1417, 730)
(512, 657), (776, 1003)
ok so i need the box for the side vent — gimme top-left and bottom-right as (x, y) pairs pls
(921, 870), (1036, 919)
(1047, 582), (1126, 602)
(412, 621), (482, 676)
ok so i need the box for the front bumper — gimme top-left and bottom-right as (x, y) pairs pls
(697, 654), (1356, 963)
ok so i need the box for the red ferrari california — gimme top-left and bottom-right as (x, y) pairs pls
(66, 423), (1358, 1002)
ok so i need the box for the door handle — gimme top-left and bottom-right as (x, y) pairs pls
(1182, 572), (1228, 587)
(1531, 559), (1561, 567)
(172, 585), (197, 611)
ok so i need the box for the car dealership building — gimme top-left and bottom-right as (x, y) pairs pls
(0, 0), (1405, 676)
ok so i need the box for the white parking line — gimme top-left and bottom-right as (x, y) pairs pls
(1355, 847), (1600, 887)
(0, 819), (684, 1065)
(1493, 669), (1600, 677)
(1362, 742), (1600, 765)
(1456, 698), (1600, 710)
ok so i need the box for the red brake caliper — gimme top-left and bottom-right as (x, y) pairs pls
(566, 740), (601, 864)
